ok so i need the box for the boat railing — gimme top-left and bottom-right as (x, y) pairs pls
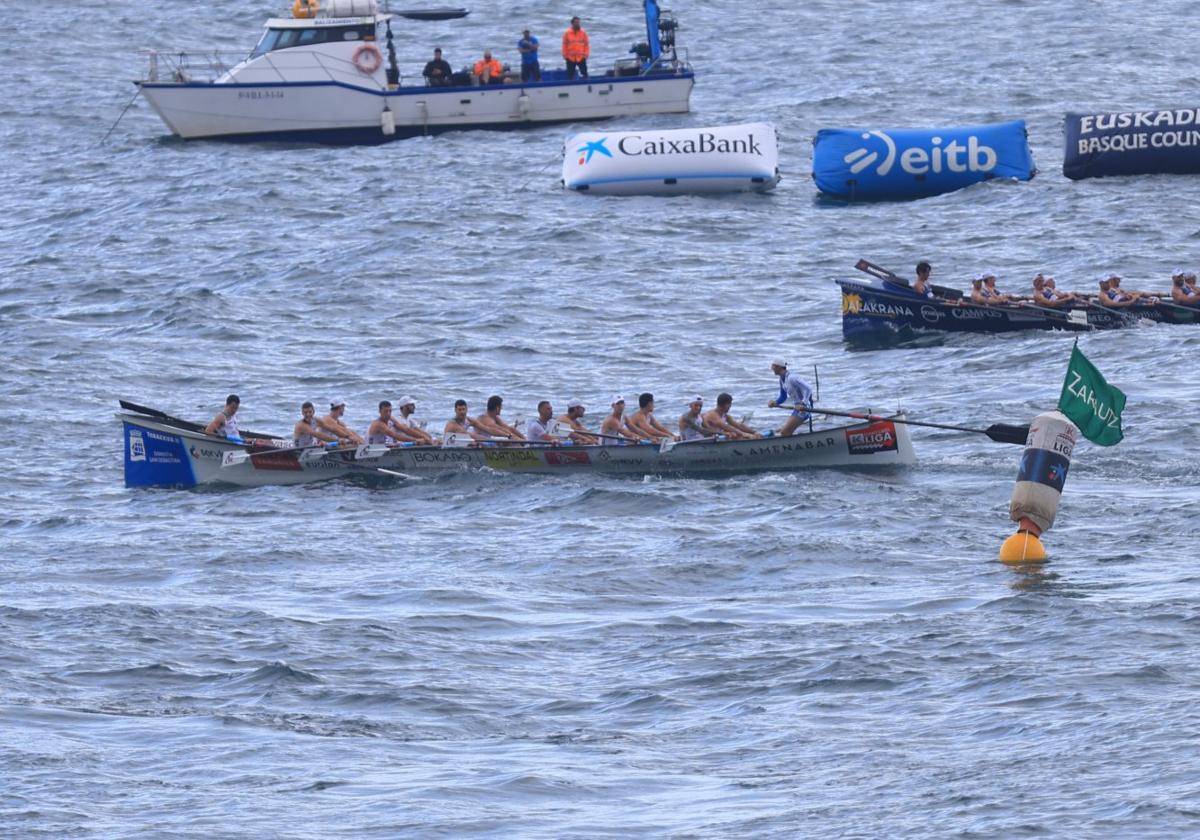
(141, 49), (391, 90)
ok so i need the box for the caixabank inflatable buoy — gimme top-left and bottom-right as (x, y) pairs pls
(562, 122), (780, 196)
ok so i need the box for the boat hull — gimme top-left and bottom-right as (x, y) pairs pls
(137, 74), (694, 143)
(120, 412), (915, 488)
(838, 278), (1200, 346)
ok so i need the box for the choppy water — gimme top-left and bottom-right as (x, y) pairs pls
(3, 0), (1200, 835)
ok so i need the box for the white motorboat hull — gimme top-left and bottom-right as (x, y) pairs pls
(137, 74), (694, 143)
(120, 412), (916, 488)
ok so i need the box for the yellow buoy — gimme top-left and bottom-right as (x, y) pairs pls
(999, 530), (1047, 564)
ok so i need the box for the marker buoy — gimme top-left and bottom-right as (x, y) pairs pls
(1000, 410), (1077, 564)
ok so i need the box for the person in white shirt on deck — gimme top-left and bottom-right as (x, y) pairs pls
(768, 360), (815, 437)
(205, 394), (243, 443)
(526, 401), (566, 444)
(389, 396), (435, 445)
(294, 401), (338, 448)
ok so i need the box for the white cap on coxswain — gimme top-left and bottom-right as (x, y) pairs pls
(688, 394), (703, 405)
(611, 394), (625, 405)
(567, 398), (585, 409)
(397, 395), (416, 409)
(771, 358), (786, 369)
(330, 398), (346, 408)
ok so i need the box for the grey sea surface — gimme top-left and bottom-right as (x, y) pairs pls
(3, 0), (1200, 836)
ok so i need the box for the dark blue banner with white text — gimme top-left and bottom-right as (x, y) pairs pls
(1064, 108), (1200, 180)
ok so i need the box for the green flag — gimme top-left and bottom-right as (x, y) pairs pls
(1058, 342), (1126, 446)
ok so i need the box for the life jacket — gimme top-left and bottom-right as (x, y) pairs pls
(562, 28), (589, 62)
(473, 58), (503, 77)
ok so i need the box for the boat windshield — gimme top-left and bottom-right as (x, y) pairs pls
(251, 24), (375, 58)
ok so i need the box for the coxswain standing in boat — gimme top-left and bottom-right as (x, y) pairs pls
(320, 399), (365, 445)
(474, 396), (524, 440)
(526, 401), (566, 445)
(678, 396), (712, 441)
(562, 16), (589, 79)
(600, 396), (641, 444)
(205, 394), (243, 443)
(703, 393), (760, 440)
(626, 393), (677, 442)
(294, 401), (338, 448)
(913, 261), (935, 298)
(557, 399), (598, 445)
(445, 399), (489, 443)
(768, 360), (814, 437)
(392, 396), (435, 445)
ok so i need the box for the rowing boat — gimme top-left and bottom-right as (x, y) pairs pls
(118, 403), (916, 488)
(838, 275), (1200, 347)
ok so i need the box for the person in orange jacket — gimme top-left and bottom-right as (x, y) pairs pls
(562, 16), (589, 79)
(472, 50), (504, 85)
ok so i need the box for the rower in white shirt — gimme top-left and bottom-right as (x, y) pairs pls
(526, 401), (566, 444)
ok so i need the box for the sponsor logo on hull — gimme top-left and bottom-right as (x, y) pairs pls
(846, 421), (899, 456)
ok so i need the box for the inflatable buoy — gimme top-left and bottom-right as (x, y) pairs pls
(1064, 108), (1200, 180)
(1001, 410), (1078, 563)
(813, 120), (1036, 201)
(562, 122), (780, 196)
(352, 44), (383, 75)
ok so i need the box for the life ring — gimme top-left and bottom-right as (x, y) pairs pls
(353, 44), (383, 75)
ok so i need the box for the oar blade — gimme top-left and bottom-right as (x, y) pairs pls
(985, 423), (1031, 445)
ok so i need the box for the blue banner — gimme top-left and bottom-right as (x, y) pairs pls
(1016, 448), (1070, 493)
(812, 119), (1036, 200)
(1064, 108), (1200, 180)
(123, 422), (197, 487)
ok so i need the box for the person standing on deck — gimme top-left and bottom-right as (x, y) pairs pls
(517, 29), (541, 82)
(205, 394), (243, 443)
(768, 361), (814, 437)
(562, 17), (589, 79)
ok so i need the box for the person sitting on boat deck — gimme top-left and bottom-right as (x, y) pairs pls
(913, 261), (934, 299)
(1097, 277), (1137, 308)
(474, 395), (524, 440)
(527, 401), (567, 444)
(626, 392), (677, 443)
(980, 272), (1014, 303)
(367, 401), (420, 447)
(1175, 270), (1200, 305)
(557, 398), (599, 445)
(472, 51), (505, 85)
(320, 399), (365, 445)
(768, 360), (814, 437)
(294, 401), (339, 448)
(600, 395), (641, 444)
(703, 393), (760, 440)
(445, 399), (490, 443)
(205, 394), (243, 443)
(517, 29), (541, 82)
(562, 16), (590, 79)
(678, 395), (712, 441)
(423, 48), (452, 86)
(968, 276), (987, 304)
(1109, 275), (1156, 303)
(391, 396), (435, 445)
(1032, 274), (1074, 308)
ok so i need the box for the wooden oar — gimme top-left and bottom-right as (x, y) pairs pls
(775, 405), (1030, 446)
